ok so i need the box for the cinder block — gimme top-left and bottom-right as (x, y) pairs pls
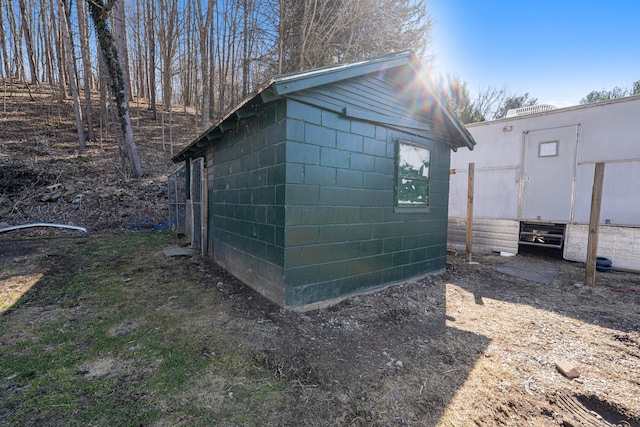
(304, 165), (336, 186)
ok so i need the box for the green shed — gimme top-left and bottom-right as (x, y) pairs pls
(172, 51), (475, 310)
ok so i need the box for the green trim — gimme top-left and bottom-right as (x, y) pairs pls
(272, 52), (411, 96)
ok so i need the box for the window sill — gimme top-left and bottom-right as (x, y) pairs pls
(394, 206), (430, 214)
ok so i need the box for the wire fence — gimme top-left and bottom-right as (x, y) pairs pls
(167, 165), (186, 233)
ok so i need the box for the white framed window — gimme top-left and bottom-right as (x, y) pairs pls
(396, 140), (430, 207)
(539, 141), (558, 157)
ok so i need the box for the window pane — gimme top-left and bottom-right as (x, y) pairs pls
(539, 141), (558, 157)
(398, 178), (429, 205)
(398, 144), (430, 177)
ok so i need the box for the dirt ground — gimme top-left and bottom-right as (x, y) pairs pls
(1, 80), (640, 426)
(254, 248), (640, 426)
(2, 234), (639, 426)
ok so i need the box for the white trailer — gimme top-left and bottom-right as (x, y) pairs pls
(448, 95), (640, 272)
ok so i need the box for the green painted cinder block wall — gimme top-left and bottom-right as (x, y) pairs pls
(207, 101), (288, 306)
(206, 97), (451, 309)
(282, 99), (451, 308)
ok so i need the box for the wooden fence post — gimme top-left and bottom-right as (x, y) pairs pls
(466, 163), (475, 263)
(585, 162), (605, 286)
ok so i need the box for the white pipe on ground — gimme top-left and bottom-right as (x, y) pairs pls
(0, 223), (88, 234)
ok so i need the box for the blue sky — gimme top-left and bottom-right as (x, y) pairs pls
(427, 0), (640, 107)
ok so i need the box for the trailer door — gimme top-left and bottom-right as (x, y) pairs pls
(521, 125), (578, 222)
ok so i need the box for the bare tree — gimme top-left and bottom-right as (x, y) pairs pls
(5, 0), (24, 79)
(88, 0), (143, 178)
(38, 0), (55, 84)
(471, 84), (508, 121)
(112, 0), (132, 101)
(132, 0), (144, 99)
(57, 0), (86, 149)
(0, 0), (438, 144)
(146, 0), (156, 118)
(50, 0), (67, 97)
(276, 0), (286, 74)
(157, 0), (179, 112)
(17, 0), (38, 83)
(77, 0), (96, 140)
(196, 0), (214, 131)
(0, 1), (11, 78)
(97, 50), (108, 133)
(271, 0), (432, 73)
(214, 0), (242, 115)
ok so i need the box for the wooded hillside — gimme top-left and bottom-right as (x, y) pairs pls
(0, 79), (196, 232)
(0, 0), (432, 162)
(0, 0), (432, 230)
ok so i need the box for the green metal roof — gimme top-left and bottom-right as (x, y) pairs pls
(172, 52), (475, 163)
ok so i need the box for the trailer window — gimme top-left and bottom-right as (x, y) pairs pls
(539, 141), (558, 157)
(396, 141), (430, 207)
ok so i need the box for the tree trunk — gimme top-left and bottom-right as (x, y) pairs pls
(0, 2), (11, 78)
(112, 0), (133, 101)
(50, 0), (67, 98)
(6, 0), (24, 79)
(98, 50), (108, 135)
(158, 0), (178, 112)
(197, 0), (213, 131)
(88, 0), (143, 178)
(38, 0), (55, 85)
(146, 0), (156, 119)
(277, 0), (286, 74)
(76, 0), (96, 141)
(57, 0), (86, 149)
(182, 0), (192, 108)
(18, 0), (38, 83)
(208, 15), (215, 122)
(134, 0), (145, 99)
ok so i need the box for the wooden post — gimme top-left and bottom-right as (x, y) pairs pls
(466, 163), (475, 263)
(585, 162), (605, 286)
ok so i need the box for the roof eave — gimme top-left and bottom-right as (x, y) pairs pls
(172, 79), (279, 163)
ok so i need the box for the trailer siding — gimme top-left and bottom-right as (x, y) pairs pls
(449, 95), (640, 271)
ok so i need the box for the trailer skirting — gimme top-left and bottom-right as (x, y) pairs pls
(447, 217), (519, 254)
(564, 224), (640, 272)
(448, 218), (640, 272)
